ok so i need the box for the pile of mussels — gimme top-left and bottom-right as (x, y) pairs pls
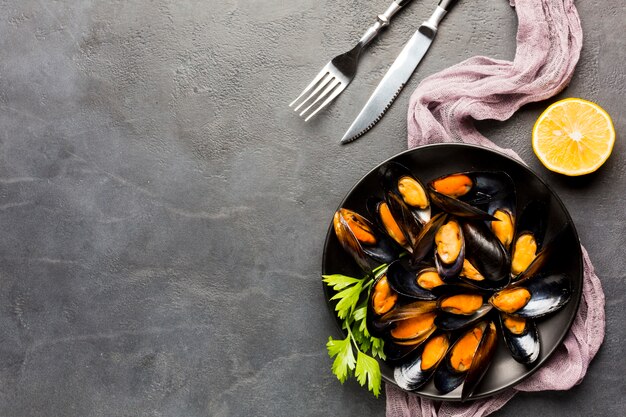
(332, 162), (572, 400)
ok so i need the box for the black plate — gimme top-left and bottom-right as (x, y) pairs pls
(322, 144), (582, 401)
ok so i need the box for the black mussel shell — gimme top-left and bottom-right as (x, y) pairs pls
(461, 221), (511, 289)
(434, 218), (465, 281)
(429, 190), (497, 221)
(394, 333), (451, 391)
(429, 172), (511, 204)
(499, 314), (540, 365)
(333, 208), (400, 271)
(380, 162), (431, 225)
(433, 321), (496, 396)
(366, 269), (399, 338)
(486, 173), (516, 251)
(461, 321), (498, 400)
(386, 260), (438, 301)
(411, 212), (448, 265)
(435, 304), (493, 332)
(490, 273), (571, 319)
(510, 201), (548, 276)
(371, 300), (437, 339)
(514, 225), (568, 283)
(385, 192), (424, 249)
(366, 196), (412, 251)
(384, 340), (422, 364)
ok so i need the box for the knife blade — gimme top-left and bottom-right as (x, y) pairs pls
(341, 0), (460, 144)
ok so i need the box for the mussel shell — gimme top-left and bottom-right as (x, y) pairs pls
(429, 172), (511, 203)
(435, 304), (493, 332)
(485, 173), (516, 251)
(380, 162), (431, 225)
(366, 269), (399, 338)
(461, 221), (511, 289)
(333, 208), (400, 271)
(366, 196), (412, 251)
(514, 225), (568, 283)
(385, 192), (424, 249)
(411, 212), (448, 265)
(394, 333), (450, 391)
(499, 314), (540, 365)
(386, 260), (438, 301)
(515, 200), (548, 251)
(384, 340), (422, 364)
(429, 190), (497, 221)
(433, 321), (496, 396)
(491, 273), (571, 319)
(434, 219), (465, 281)
(461, 321), (498, 400)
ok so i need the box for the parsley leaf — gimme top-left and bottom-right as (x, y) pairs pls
(323, 266), (387, 397)
(355, 351), (382, 397)
(330, 280), (363, 319)
(326, 336), (356, 383)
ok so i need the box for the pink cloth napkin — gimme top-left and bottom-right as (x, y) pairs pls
(386, 0), (606, 416)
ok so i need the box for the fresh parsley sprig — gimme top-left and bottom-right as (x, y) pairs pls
(322, 264), (387, 397)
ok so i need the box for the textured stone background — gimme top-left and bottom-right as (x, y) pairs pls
(0, 0), (624, 416)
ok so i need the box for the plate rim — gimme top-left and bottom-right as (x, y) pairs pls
(321, 143), (583, 401)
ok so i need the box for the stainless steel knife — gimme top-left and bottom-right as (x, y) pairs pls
(341, 0), (460, 144)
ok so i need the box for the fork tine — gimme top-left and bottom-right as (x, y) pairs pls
(299, 79), (341, 119)
(304, 83), (346, 121)
(289, 67), (330, 108)
(293, 73), (333, 112)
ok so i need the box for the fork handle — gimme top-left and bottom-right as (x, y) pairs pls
(357, 0), (415, 47)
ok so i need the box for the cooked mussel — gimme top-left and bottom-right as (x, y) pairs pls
(460, 221), (511, 289)
(499, 314), (540, 365)
(434, 218), (465, 280)
(373, 300), (438, 345)
(433, 320), (498, 399)
(386, 260), (438, 301)
(411, 212), (448, 265)
(428, 172), (514, 221)
(510, 201), (547, 277)
(333, 208), (399, 271)
(486, 173), (516, 251)
(435, 292), (493, 332)
(489, 273), (571, 318)
(394, 333), (450, 391)
(380, 162), (431, 225)
(366, 197), (412, 251)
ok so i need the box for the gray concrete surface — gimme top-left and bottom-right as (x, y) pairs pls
(0, 0), (624, 416)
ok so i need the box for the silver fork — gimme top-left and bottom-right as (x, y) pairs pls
(290, 0), (415, 121)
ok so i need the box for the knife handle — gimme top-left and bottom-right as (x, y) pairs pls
(422, 0), (459, 33)
(437, 0), (459, 12)
(357, 0), (415, 47)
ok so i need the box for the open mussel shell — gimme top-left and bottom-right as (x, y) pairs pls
(514, 225), (568, 283)
(333, 208), (400, 271)
(394, 333), (451, 391)
(499, 314), (540, 365)
(374, 300), (438, 345)
(433, 321), (498, 399)
(435, 292), (494, 332)
(434, 218), (465, 281)
(386, 260), (438, 301)
(385, 192), (424, 249)
(510, 201), (548, 277)
(429, 190), (496, 221)
(380, 162), (431, 225)
(428, 171), (515, 221)
(411, 212), (448, 265)
(460, 221), (511, 290)
(489, 273), (571, 319)
(366, 270), (400, 337)
(366, 197), (412, 251)
(486, 173), (516, 251)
